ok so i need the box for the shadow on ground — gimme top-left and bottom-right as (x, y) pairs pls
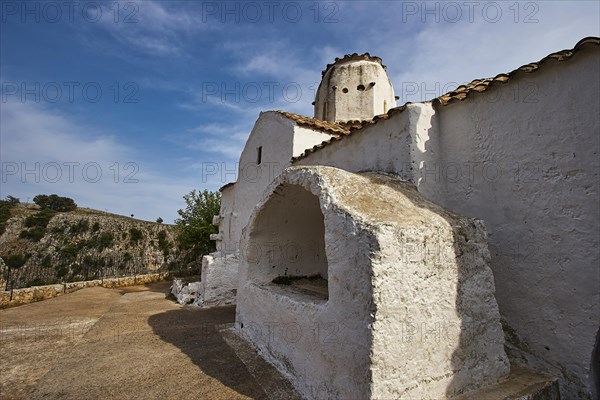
(148, 303), (268, 400)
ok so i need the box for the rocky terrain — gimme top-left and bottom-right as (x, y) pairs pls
(0, 202), (189, 290)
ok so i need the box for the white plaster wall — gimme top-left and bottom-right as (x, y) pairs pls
(218, 112), (296, 256)
(371, 220), (509, 399)
(292, 126), (335, 158)
(196, 252), (238, 307)
(236, 167), (508, 399)
(314, 60), (396, 122)
(245, 183), (328, 283)
(236, 172), (375, 400)
(425, 49), (600, 399)
(215, 185), (235, 253)
(299, 47), (600, 398)
(296, 111), (413, 179)
(218, 112), (340, 256)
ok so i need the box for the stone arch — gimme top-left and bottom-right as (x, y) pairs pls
(245, 182), (328, 299)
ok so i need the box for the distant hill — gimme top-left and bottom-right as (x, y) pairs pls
(0, 202), (190, 290)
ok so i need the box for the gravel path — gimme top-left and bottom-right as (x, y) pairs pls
(0, 282), (269, 400)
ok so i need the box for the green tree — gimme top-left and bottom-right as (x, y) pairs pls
(33, 194), (77, 212)
(5, 195), (20, 204)
(175, 189), (220, 262)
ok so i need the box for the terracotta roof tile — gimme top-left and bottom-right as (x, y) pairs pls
(274, 111), (351, 135)
(321, 52), (387, 77)
(290, 105), (410, 161)
(436, 36), (599, 106)
(292, 36), (599, 162)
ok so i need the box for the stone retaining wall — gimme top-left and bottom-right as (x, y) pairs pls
(0, 273), (168, 309)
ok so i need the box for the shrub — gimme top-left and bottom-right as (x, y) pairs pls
(27, 278), (46, 287)
(41, 255), (52, 268)
(55, 263), (69, 279)
(92, 222), (100, 232)
(20, 209), (55, 241)
(71, 219), (89, 234)
(50, 225), (65, 234)
(60, 244), (78, 260)
(19, 226), (46, 242)
(24, 209), (55, 228)
(157, 230), (171, 256)
(5, 195), (20, 204)
(97, 232), (114, 251)
(129, 227), (143, 243)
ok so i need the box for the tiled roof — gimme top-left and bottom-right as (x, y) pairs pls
(274, 111), (350, 135)
(436, 36), (599, 105)
(290, 106), (409, 161)
(292, 36), (599, 162)
(321, 52), (387, 77)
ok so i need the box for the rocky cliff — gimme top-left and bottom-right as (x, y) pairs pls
(0, 202), (187, 290)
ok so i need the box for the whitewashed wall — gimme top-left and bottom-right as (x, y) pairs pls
(298, 47), (600, 398)
(217, 112), (334, 256)
(427, 49), (600, 399)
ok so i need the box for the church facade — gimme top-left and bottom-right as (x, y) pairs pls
(204, 38), (599, 399)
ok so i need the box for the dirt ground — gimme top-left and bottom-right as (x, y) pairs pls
(0, 282), (272, 400)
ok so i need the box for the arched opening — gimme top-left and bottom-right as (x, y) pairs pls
(246, 183), (328, 300)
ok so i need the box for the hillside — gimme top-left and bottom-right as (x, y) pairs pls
(0, 202), (189, 290)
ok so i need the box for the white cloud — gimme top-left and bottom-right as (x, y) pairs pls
(0, 100), (194, 223)
(85, 1), (221, 57)
(358, 1), (600, 104)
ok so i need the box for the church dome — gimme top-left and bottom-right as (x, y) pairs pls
(314, 53), (396, 123)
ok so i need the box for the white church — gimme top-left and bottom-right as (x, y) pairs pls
(195, 37), (599, 399)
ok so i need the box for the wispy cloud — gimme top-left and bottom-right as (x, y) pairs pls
(0, 100), (193, 222)
(82, 1), (221, 58)
(354, 1), (600, 103)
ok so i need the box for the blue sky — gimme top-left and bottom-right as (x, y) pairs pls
(1, 0), (599, 223)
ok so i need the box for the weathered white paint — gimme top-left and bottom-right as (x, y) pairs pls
(214, 112), (335, 257)
(426, 49), (600, 399)
(214, 184), (235, 253)
(236, 166), (509, 399)
(297, 46), (600, 398)
(195, 252), (239, 307)
(299, 111), (414, 179)
(314, 59), (396, 122)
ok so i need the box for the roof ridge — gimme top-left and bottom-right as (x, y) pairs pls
(436, 36), (599, 106)
(321, 52), (386, 77)
(273, 110), (351, 135)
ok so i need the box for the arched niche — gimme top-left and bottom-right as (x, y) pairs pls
(245, 183), (328, 300)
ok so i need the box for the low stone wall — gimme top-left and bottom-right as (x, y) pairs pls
(0, 273), (168, 309)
